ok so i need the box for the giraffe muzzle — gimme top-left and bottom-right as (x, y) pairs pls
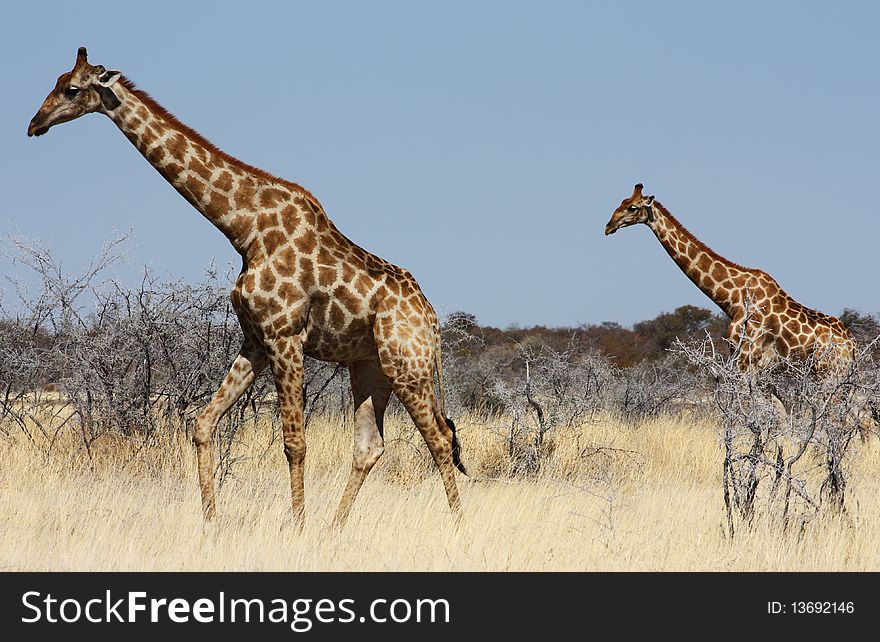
(27, 117), (49, 137)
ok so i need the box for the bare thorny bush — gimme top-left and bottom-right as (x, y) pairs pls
(441, 314), (687, 477)
(0, 235), (347, 483)
(674, 326), (880, 538)
(0, 237), (697, 485)
(489, 339), (614, 476)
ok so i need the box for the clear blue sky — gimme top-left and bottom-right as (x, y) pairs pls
(1, 1), (877, 328)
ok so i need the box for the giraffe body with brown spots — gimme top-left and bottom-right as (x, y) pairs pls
(605, 183), (854, 373)
(28, 48), (465, 527)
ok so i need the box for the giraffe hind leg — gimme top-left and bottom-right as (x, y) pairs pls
(332, 358), (392, 528)
(376, 355), (463, 520)
(404, 384), (463, 520)
(372, 302), (463, 521)
(858, 397), (879, 442)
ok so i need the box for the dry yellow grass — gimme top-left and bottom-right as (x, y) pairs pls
(1, 410), (879, 571)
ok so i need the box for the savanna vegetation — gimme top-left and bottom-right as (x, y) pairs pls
(1, 236), (878, 571)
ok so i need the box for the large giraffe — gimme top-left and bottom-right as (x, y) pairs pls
(604, 183), (855, 373)
(28, 47), (466, 527)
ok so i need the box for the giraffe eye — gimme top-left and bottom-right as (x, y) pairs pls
(628, 205), (638, 212)
(64, 86), (81, 98)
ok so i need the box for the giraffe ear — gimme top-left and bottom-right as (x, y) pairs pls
(94, 71), (122, 111)
(97, 70), (121, 87)
(645, 195), (655, 206)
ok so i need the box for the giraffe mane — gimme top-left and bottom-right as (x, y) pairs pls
(655, 201), (848, 326)
(653, 200), (758, 275)
(119, 77), (322, 210)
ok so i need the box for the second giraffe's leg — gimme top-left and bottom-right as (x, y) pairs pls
(333, 359), (392, 527)
(268, 337), (307, 529)
(193, 343), (267, 520)
(861, 400), (878, 442)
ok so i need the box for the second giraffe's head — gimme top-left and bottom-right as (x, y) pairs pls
(27, 47), (122, 137)
(604, 183), (656, 235)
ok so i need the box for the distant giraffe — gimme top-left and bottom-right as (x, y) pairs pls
(28, 47), (466, 527)
(604, 183), (855, 373)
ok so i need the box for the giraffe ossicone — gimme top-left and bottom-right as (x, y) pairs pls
(28, 47), (466, 527)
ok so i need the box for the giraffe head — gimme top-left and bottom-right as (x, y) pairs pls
(604, 183), (656, 235)
(27, 47), (122, 137)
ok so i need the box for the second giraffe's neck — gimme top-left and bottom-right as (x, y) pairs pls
(647, 203), (745, 318)
(104, 78), (314, 256)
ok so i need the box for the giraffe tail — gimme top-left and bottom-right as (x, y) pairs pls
(445, 416), (468, 476)
(435, 331), (467, 476)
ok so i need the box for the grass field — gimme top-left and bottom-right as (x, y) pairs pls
(1, 410), (879, 571)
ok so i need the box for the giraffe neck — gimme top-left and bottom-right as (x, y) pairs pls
(647, 203), (744, 319)
(105, 78), (310, 257)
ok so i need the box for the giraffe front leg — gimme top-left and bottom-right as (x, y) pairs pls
(194, 343), (267, 520)
(267, 336), (307, 529)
